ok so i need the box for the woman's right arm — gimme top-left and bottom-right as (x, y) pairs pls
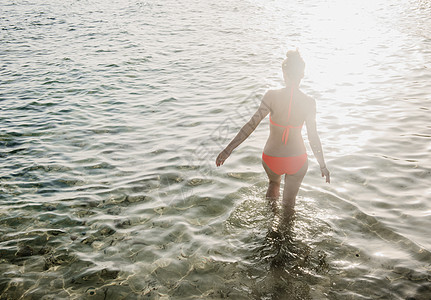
(305, 99), (330, 183)
(215, 91), (272, 167)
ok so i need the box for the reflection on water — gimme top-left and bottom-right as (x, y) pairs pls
(251, 215), (329, 300)
(1, 0), (431, 299)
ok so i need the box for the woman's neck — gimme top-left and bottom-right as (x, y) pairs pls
(284, 78), (300, 89)
(284, 82), (299, 89)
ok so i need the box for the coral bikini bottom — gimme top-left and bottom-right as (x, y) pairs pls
(262, 152), (307, 175)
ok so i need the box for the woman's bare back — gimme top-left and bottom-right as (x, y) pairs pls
(263, 87), (315, 157)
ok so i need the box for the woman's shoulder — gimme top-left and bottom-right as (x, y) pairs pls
(266, 87), (315, 105)
(266, 87), (288, 100)
(266, 88), (283, 96)
(262, 88), (283, 104)
(298, 90), (316, 107)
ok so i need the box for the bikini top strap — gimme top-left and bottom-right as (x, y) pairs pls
(286, 86), (294, 122)
(269, 87), (302, 144)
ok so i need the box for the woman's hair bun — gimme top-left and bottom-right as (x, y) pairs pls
(286, 48), (301, 58)
(282, 49), (305, 80)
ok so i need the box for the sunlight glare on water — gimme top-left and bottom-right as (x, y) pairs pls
(1, 0), (431, 299)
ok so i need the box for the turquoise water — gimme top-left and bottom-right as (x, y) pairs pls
(1, 0), (431, 299)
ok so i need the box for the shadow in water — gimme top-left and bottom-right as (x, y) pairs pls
(245, 211), (329, 300)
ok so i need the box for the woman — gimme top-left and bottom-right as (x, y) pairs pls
(215, 50), (330, 216)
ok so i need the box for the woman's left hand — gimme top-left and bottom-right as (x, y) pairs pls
(321, 167), (330, 183)
(216, 149), (231, 167)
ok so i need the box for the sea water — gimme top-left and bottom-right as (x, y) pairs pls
(1, 0), (430, 299)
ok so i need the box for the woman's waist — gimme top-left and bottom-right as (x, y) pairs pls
(263, 138), (306, 157)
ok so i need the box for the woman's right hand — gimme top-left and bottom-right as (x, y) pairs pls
(215, 149), (231, 167)
(321, 167), (330, 183)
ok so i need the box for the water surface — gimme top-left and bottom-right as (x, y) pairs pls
(1, 0), (431, 299)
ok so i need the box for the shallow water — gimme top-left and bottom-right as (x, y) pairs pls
(1, 0), (431, 299)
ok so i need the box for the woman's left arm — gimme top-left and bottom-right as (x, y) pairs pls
(215, 91), (272, 166)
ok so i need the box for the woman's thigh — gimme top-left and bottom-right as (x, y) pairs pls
(283, 159), (308, 199)
(262, 159), (282, 183)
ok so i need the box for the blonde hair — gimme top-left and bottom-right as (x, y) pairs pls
(282, 50), (305, 80)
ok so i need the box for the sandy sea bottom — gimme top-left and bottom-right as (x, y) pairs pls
(1, 0), (431, 299)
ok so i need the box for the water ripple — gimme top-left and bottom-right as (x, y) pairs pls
(1, 0), (431, 299)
